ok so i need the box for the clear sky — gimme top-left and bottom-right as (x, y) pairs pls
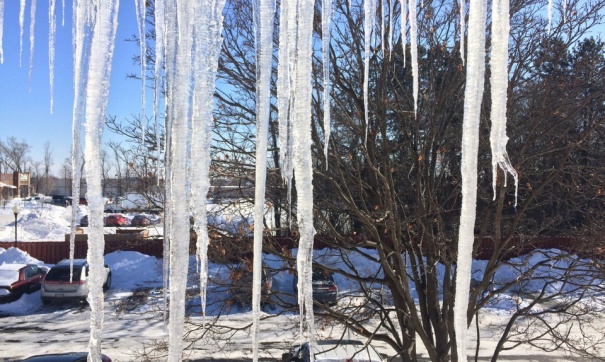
(0, 0), (146, 176)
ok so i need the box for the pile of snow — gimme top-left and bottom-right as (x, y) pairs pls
(0, 247), (45, 265)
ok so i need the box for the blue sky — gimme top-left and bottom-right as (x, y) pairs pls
(0, 0), (145, 176)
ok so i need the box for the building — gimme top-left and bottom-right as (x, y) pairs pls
(0, 172), (31, 199)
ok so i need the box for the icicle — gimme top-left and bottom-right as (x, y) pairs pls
(364, 0), (376, 142)
(28, 0), (37, 86)
(322, 0), (332, 166)
(19, 0), (25, 67)
(399, 0), (406, 66)
(49, 0), (56, 112)
(251, 0), (274, 357)
(547, 0), (552, 33)
(69, 0), (92, 285)
(154, 0), (166, 187)
(190, 0), (225, 327)
(135, 0), (147, 147)
(278, 0), (295, 227)
(490, 0), (518, 205)
(388, 0), (394, 56)
(381, 0), (385, 55)
(408, 0), (418, 116)
(79, 0), (120, 360)
(166, 1), (196, 360)
(62, 0), (65, 26)
(0, 0), (4, 64)
(292, 0), (316, 357)
(460, 0), (465, 64)
(454, 0), (487, 359)
(563, 0), (567, 22)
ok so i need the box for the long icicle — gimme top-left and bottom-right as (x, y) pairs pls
(363, 0), (376, 142)
(19, 0), (25, 66)
(135, 0), (147, 147)
(28, 0), (37, 87)
(80, 0), (120, 360)
(48, 0), (56, 112)
(322, 0), (332, 166)
(454, 0), (487, 359)
(399, 0), (406, 66)
(251, 0), (274, 357)
(293, 0), (316, 357)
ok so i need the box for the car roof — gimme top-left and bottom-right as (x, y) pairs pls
(21, 352), (104, 362)
(56, 259), (88, 267)
(0, 263), (29, 271)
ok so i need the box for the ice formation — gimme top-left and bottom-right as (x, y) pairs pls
(48, 0), (56, 112)
(0, 0), (4, 64)
(364, 0), (376, 141)
(399, 0), (406, 65)
(408, 0), (418, 116)
(322, 0), (332, 164)
(460, 0), (465, 64)
(454, 0), (487, 358)
(28, 0), (36, 85)
(135, 0), (146, 147)
(19, 0), (25, 66)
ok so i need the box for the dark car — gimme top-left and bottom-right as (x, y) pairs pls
(79, 215), (88, 227)
(104, 214), (129, 227)
(229, 262), (273, 307)
(282, 340), (383, 362)
(293, 269), (338, 306)
(21, 352), (112, 362)
(0, 264), (47, 304)
(51, 195), (70, 206)
(130, 214), (151, 227)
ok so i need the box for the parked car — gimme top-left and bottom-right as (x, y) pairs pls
(229, 262), (273, 307)
(0, 264), (47, 304)
(293, 269), (339, 305)
(79, 215), (88, 227)
(21, 352), (112, 362)
(51, 195), (70, 206)
(40, 259), (111, 304)
(130, 214), (151, 227)
(104, 214), (128, 227)
(282, 339), (384, 362)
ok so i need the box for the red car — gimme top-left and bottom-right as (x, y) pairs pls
(0, 264), (48, 304)
(104, 214), (129, 227)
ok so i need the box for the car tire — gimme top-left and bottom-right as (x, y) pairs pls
(103, 272), (112, 291)
(41, 297), (51, 305)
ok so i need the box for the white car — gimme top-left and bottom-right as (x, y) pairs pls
(282, 340), (384, 362)
(41, 259), (111, 304)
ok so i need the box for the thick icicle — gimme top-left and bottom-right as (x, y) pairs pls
(408, 0), (418, 116)
(19, 0), (25, 66)
(381, 0), (385, 55)
(79, 0), (120, 360)
(399, 0), (406, 66)
(277, 0), (295, 225)
(69, 0), (92, 284)
(190, 0), (225, 323)
(49, 0), (56, 112)
(460, 0), (465, 64)
(322, 0), (332, 165)
(251, 0), (274, 358)
(490, 0), (518, 203)
(364, 0), (376, 141)
(454, 0), (487, 359)
(0, 0), (4, 64)
(166, 1), (195, 360)
(28, 0), (37, 85)
(135, 0), (147, 147)
(293, 0), (316, 357)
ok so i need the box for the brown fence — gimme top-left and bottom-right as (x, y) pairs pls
(0, 234), (600, 265)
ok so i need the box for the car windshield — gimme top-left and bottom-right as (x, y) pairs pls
(45, 267), (82, 281)
(312, 270), (333, 282)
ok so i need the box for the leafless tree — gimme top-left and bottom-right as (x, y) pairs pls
(0, 137), (31, 173)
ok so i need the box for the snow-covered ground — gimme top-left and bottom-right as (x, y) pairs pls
(0, 199), (603, 361)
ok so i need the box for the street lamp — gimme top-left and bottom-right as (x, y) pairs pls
(12, 203), (20, 248)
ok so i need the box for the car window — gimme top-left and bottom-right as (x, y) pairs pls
(24, 266), (36, 279)
(45, 267), (83, 281)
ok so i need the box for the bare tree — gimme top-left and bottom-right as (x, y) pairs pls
(43, 142), (53, 195)
(0, 137), (31, 173)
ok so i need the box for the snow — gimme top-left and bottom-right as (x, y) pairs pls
(0, 206), (604, 360)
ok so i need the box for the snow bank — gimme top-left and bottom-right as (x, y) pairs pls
(0, 247), (44, 265)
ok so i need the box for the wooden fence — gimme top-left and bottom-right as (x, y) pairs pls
(0, 234), (601, 264)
